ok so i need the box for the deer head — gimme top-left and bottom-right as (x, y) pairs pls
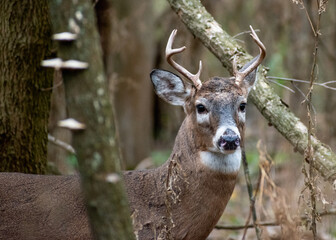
(150, 27), (265, 173)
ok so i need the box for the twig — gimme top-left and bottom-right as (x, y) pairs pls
(267, 76), (336, 90)
(233, 29), (260, 39)
(267, 76), (318, 116)
(300, 1), (323, 238)
(301, 208), (336, 219)
(287, 81), (318, 116)
(298, 0), (317, 36)
(215, 208), (336, 230)
(41, 78), (63, 91)
(241, 208), (252, 240)
(308, 9), (322, 240)
(41, 70), (63, 91)
(267, 79), (295, 93)
(48, 134), (75, 154)
(242, 166), (263, 240)
(241, 150), (261, 239)
(216, 221), (278, 230)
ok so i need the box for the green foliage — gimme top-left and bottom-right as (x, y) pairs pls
(245, 150), (260, 175)
(150, 150), (171, 166)
(267, 38), (291, 97)
(66, 154), (79, 169)
(272, 152), (290, 164)
(268, 51), (287, 78)
(331, 227), (336, 238)
(246, 148), (291, 176)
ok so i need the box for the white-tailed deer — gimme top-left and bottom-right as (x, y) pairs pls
(0, 26), (265, 240)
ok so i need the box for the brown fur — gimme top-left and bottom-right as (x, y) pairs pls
(0, 77), (253, 240)
(0, 173), (91, 240)
(124, 114), (239, 239)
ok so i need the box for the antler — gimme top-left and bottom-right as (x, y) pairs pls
(166, 29), (202, 90)
(233, 25), (266, 86)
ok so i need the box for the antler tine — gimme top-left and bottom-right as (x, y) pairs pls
(165, 29), (202, 90)
(232, 55), (239, 78)
(234, 25), (266, 85)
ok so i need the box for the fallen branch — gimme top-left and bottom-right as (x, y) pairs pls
(216, 221), (278, 230)
(215, 208), (336, 230)
(167, 0), (336, 183)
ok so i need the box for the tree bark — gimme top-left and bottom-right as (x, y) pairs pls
(95, 0), (154, 169)
(0, 1), (53, 173)
(48, 0), (135, 239)
(166, 0), (336, 182)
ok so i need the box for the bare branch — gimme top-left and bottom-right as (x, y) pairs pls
(215, 208), (336, 230)
(167, 0), (336, 182)
(215, 221), (278, 230)
(267, 79), (295, 93)
(48, 134), (75, 154)
(232, 28), (260, 39)
(267, 76), (336, 91)
(241, 151), (262, 239)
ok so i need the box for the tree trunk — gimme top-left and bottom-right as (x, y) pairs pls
(48, 0), (135, 239)
(95, 0), (154, 169)
(0, 1), (53, 173)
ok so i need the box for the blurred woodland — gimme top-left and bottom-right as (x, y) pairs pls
(1, 0), (336, 239)
(50, 0), (336, 239)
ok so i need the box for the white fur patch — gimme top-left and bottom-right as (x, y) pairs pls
(237, 111), (246, 123)
(196, 112), (210, 124)
(200, 150), (241, 173)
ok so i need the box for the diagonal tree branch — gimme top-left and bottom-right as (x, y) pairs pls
(166, 0), (336, 182)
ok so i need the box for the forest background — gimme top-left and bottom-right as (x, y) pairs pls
(1, 0), (336, 239)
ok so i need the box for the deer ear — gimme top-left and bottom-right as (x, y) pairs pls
(150, 69), (191, 106)
(240, 56), (259, 92)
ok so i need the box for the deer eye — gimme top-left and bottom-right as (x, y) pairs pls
(239, 103), (246, 112)
(196, 104), (207, 114)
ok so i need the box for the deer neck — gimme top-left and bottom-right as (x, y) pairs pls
(125, 117), (241, 240)
(165, 117), (240, 239)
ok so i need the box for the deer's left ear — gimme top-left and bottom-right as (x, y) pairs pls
(150, 69), (192, 106)
(241, 57), (259, 93)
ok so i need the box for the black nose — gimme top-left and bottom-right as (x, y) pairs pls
(217, 129), (240, 151)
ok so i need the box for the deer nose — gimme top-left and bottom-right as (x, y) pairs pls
(217, 129), (240, 151)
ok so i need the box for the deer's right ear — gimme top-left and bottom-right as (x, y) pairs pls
(150, 69), (191, 106)
(240, 56), (258, 92)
